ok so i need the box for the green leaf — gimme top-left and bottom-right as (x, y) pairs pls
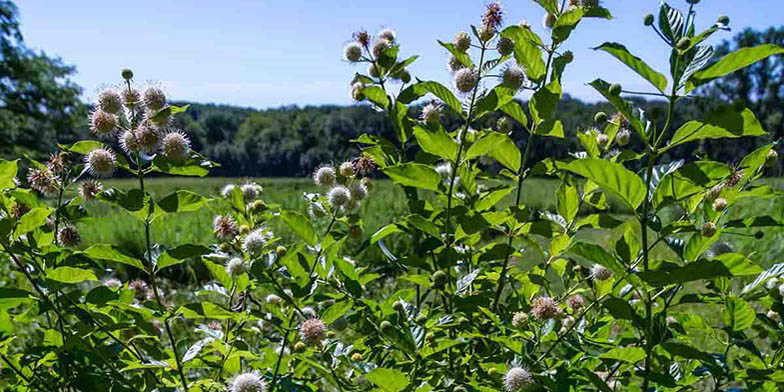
(63, 140), (105, 155)
(588, 79), (646, 141)
(603, 297), (639, 322)
(13, 207), (52, 239)
(532, 0), (558, 13)
(666, 108), (765, 150)
(322, 300), (354, 324)
(466, 132), (521, 172)
(500, 101), (528, 129)
(0, 287), (34, 310)
(398, 81), (462, 116)
(552, 8), (583, 43)
(476, 188), (513, 211)
(157, 244), (211, 271)
(157, 190), (209, 214)
(563, 158), (646, 209)
(437, 41), (473, 68)
(360, 86), (390, 109)
(365, 368), (410, 392)
(83, 244), (146, 270)
(280, 211), (317, 246)
(501, 26), (546, 81)
(723, 295), (755, 332)
(48, 267), (97, 284)
(474, 87), (517, 120)
(150, 104), (190, 124)
(413, 125), (458, 161)
(383, 163), (441, 191)
(690, 44), (784, 89)
(569, 241), (643, 288)
(556, 183), (579, 223)
(203, 259), (233, 290)
(601, 346), (646, 363)
(151, 153), (215, 177)
(529, 80), (561, 126)
(594, 42), (667, 92)
(0, 159), (18, 190)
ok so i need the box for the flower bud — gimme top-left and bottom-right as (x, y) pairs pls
(542, 12), (557, 29)
(421, 102), (442, 125)
(676, 37), (691, 51)
(597, 133), (610, 148)
(712, 197), (727, 212)
(644, 13), (654, 26)
(497, 36), (514, 56)
(339, 161), (354, 177)
(594, 111), (607, 124)
(293, 341), (307, 353)
(701, 221), (717, 237)
(432, 270), (448, 288)
(502, 66), (525, 90)
(454, 32), (471, 52)
(497, 117), (512, 133)
(686, 0), (700, 4)
(344, 42), (363, 62)
(766, 149), (779, 167)
(121, 68), (134, 80)
(609, 83), (622, 96)
(477, 26), (495, 41)
(454, 68), (478, 93)
(248, 200), (267, 214)
(351, 352), (362, 361)
(717, 15), (730, 26)
(488, 368), (498, 376)
(380, 320), (392, 331)
(616, 129), (631, 146)
(276, 245), (287, 257)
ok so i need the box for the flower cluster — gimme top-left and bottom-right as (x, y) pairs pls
(311, 158), (373, 217)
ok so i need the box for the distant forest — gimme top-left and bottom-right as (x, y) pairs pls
(1, 0), (781, 177)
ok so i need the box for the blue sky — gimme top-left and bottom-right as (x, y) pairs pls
(17, 0), (783, 109)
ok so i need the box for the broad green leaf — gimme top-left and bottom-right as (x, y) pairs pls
(476, 188), (513, 211)
(466, 132), (521, 172)
(365, 368), (409, 392)
(437, 41), (473, 68)
(360, 86), (389, 109)
(413, 125), (458, 161)
(689, 44), (784, 89)
(637, 258), (754, 287)
(474, 87), (517, 120)
(500, 101), (528, 128)
(383, 163), (441, 191)
(370, 224), (402, 244)
(13, 207), (52, 239)
(666, 108), (765, 149)
(157, 244), (211, 271)
(658, 2), (684, 44)
(398, 81), (462, 116)
(63, 140), (105, 155)
(0, 159), (18, 190)
(533, 0), (558, 13)
(501, 26), (546, 81)
(594, 42), (667, 92)
(151, 153), (214, 177)
(0, 287), (33, 310)
(563, 158), (646, 209)
(601, 346), (646, 363)
(529, 79), (561, 126)
(552, 8), (583, 43)
(556, 183), (579, 223)
(202, 259), (233, 290)
(83, 244), (146, 270)
(723, 295), (755, 332)
(568, 242), (643, 289)
(280, 211), (317, 246)
(588, 79), (646, 141)
(322, 300), (354, 324)
(157, 190), (209, 214)
(48, 267), (97, 284)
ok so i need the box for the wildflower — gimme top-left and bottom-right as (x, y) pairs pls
(591, 264), (613, 281)
(566, 294), (585, 311)
(483, 2), (504, 29)
(705, 184), (723, 201)
(504, 367), (535, 391)
(103, 278), (122, 289)
(421, 102), (442, 125)
(135, 125), (162, 154)
(351, 82), (365, 101)
(27, 167), (57, 194)
(378, 28), (396, 42)
(352, 155), (376, 175)
(531, 296), (562, 320)
(349, 183), (368, 201)
(266, 294), (282, 305)
(511, 311), (528, 328)
(712, 197), (727, 212)
(701, 221), (717, 237)
(89, 110), (118, 136)
(344, 42), (363, 63)
(229, 371), (266, 392)
(117, 130), (138, 155)
(371, 39), (390, 59)
(328, 185), (351, 207)
(84, 148), (117, 178)
(242, 227), (272, 255)
(300, 318), (327, 344)
(142, 85), (166, 112)
(768, 310), (780, 323)
(497, 36), (514, 56)
(161, 131), (190, 161)
(313, 166), (336, 187)
(57, 225), (81, 247)
(121, 68), (134, 80)
(477, 25), (495, 41)
(226, 258), (246, 277)
(221, 184), (237, 198)
(766, 149), (779, 167)
(502, 66), (525, 90)
(611, 112), (629, 128)
(543, 13), (557, 29)
(213, 215), (239, 241)
(447, 55), (465, 73)
(122, 87), (141, 108)
(241, 183), (263, 200)
(454, 32), (471, 52)
(129, 279), (148, 300)
(615, 129), (631, 146)
(725, 170), (743, 187)
(97, 88), (123, 114)
(596, 133), (610, 147)
(497, 117), (512, 133)
(435, 162), (452, 179)
(454, 68), (478, 93)
(47, 153), (67, 175)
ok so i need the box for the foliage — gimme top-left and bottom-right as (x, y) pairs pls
(2, 1), (784, 392)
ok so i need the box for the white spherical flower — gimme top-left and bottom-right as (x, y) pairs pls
(378, 28), (396, 42)
(89, 110), (118, 136)
(266, 294), (282, 305)
(505, 367), (534, 391)
(135, 125), (162, 154)
(591, 264), (613, 281)
(511, 311), (528, 328)
(313, 166), (337, 187)
(242, 228), (272, 255)
(241, 183), (263, 200)
(502, 66), (526, 90)
(229, 371), (266, 392)
(349, 183), (368, 201)
(300, 317), (327, 344)
(119, 130), (140, 155)
(57, 225), (81, 247)
(371, 39), (391, 59)
(221, 184), (237, 198)
(616, 128), (631, 146)
(84, 148), (117, 178)
(339, 162), (354, 177)
(447, 55), (465, 73)
(597, 133), (610, 147)
(454, 68), (478, 93)
(435, 162), (452, 179)
(97, 88), (123, 114)
(328, 185), (351, 207)
(421, 102), (442, 125)
(453, 31), (471, 52)
(122, 87), (141, 108)
(161, 131), (191, 161)
(142, 85), (166, 112)
(226, 257), (246, 277)
(26, 167), (57, 194)
(78, 180), (103, 201)
(344, 42), (363, 62)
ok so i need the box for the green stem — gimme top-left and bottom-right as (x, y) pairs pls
(269, 310), (296, 392)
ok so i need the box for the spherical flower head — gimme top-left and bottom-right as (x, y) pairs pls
(344, 42), (363, 62)
(766, 149), (779, 167)
(46, 152), (68, 175)
(121, 68), (134, 80)
(768, 310), (780, 323)
(435, 162), (452, 180)
(543, 12), (557, 29)
(97, 88), (123, 114)
(353, 29), (371, 46)
(725, 170), (744, 187)
(454, 31), (471, 52)
(241, 183), (263, 200)
(89, 110), (118, 136)
(591, 264), (613, 281)
(242, 227), (272, 255)
(596, 133), (610, 147)
(339, 161), (354, 178)
(57, 225), (81, 247)
(712, 197), (727, 212)
(502, 66), (525, 90)
(221, 184), (238, 198)
(705, 184), (723, 201)
(511, 311), (529, 328)
(213, 215), (239, 241)
(300, 317), (327, 344)
(447, 55), (466, 73)
(477, 25), (495, 42)
(313, 166), (336, 187)
(78, 180), (103, 201)
(505, 367), (534, 391)
(103, 278), (122, 289)
(371, 39), (391, 59)
(497, 36), (514, 56)
(644, 13), (655, 26)
(118, 130), (139, 156)
(226, 257), (246, 277)
(483, 2), (504, 30)
(135, 125), (162, 154)
(615, 128), (631, 146)
(229, 371), (267, 392)
(353, 155), (376, 175)
(497, 116), (512, 133)
(142, 86), (166, 112)
(421, 102), (442, 125)
(266, 294), (282, 305)
(129, 279), (148, 299)
(378, 28), (396, 42)
(701, 221), (717, 237)
(27, 167), (57, 194)
(351, 82), (365, 101)
(360, 177), (373, 191)
(328, 185), (351, 208)
(85, 148), (117, 178)
(531, 296), (562, 320)
(566, 294), (585, 311)
(161, 131), (191, 161)
(349, 183), (368, 201)
(454, 68), (478, 93)
(122, 88), (141, 108)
